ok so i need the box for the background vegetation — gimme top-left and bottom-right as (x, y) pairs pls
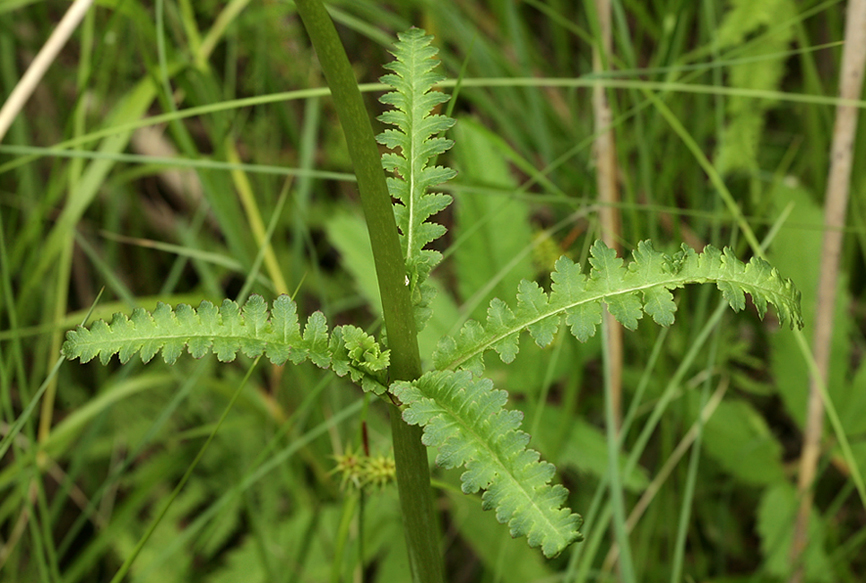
(1, 0), (864, 581)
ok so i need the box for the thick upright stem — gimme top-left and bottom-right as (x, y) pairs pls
(292, 3), (443, 582)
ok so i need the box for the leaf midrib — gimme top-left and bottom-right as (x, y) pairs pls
(423, 374), (574, 551)
(440, 272), (792, 371)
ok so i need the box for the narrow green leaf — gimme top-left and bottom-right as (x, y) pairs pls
(392, 370), (583, 558)
(62, 295), (388, 393)
(434, 240), (803, 373)
(376, 28), (457, 330)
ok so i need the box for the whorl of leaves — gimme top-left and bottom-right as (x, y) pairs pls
(391, 370), (583, 558)
(434, 240), (804, 374)
(376, 27), (456, 328)
(62, 295), (390, 394)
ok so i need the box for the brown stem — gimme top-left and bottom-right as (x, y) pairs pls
(591, 0), (623, 430)
(592, 0), (622, 425)
(591, 1), (627, 580)
(789, 2), (866, 581)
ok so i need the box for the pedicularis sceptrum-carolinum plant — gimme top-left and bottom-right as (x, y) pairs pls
(62, 25), (803, 576)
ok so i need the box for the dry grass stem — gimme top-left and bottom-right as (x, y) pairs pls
(0, 0), (94, 143)
(790, 2), (866, 581)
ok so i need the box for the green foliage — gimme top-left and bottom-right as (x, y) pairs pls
(434, 240), (803, 374)
(769, 183), (851, 428)
(757, 482), (832, 582)
(391, 370), (583, 558)
(54, 21), (810, 574)
(714, 0), (797, 174)
(61, 295), (390, 394)
(532, 407), (650, 493)
(60, 237), (804, 559)
(376, 27), (456, 328)
(451, 119), (534, 318)
(692, 398), (786, 485)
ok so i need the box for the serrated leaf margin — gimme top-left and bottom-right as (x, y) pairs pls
(62, 295), (390, 394)
(376, 27), (457, 330)
(391, 370), (584, 557)
(434, 240), (803, 373)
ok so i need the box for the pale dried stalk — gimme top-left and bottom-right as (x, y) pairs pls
(592, 1), (627, 577)
(789, 2), (866, 581)
(0, 0), (94, 143)
(592, 0), (624, 431)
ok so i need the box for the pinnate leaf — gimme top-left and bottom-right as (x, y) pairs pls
(588, 240), (644, 329)
(550, 255), (602, 342)
(392, 370), (584, 557)
(62, 295), (389, 393)
(434, 240), (803, 372)
(376, 27), (457, 330)
(486, 298), (519, 364)
(518, 280), (560, 348)
(628, 240), (677, 326)
(329, 325), (391, 395)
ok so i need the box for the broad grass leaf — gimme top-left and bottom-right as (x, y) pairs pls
(452, 118), (534, 320)
(695, 398), (785, 485)
(757, 482), (832, 582)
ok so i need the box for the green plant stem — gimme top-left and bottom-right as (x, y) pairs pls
(291, 1), (419, 378)
(601, 319), (635, 583)
(292, 3), (443, 582)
